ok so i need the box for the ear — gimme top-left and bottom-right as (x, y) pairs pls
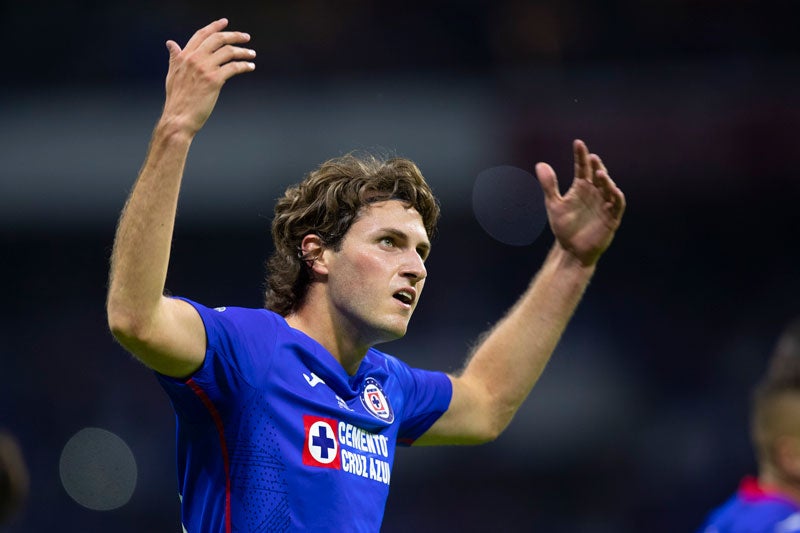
(299, 234), (329, 276)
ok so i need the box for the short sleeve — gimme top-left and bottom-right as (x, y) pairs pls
(155, 298), (273, 421)
(388, 357), (452, 446)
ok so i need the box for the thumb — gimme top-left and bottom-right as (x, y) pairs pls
(535, 162), (560, 201)
(165, 40), (182, 60)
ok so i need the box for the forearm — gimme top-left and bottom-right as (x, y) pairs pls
(107, 120), (193, 332)
(462, 243), (595, 434)
(420, 140), (623, 446)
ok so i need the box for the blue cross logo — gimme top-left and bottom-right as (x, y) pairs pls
(312, 424), (335, 459)
(371, 394), (383, 409)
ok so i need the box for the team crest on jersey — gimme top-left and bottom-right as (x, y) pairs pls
(360, 377), (394, 423)
(302, 415), (340, 469)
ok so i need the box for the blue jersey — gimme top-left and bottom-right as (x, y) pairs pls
(698, 477), (800, 533)
(157, 299), (452, 532)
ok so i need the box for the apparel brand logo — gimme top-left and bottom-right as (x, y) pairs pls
(303, 372), (325, 388)
(302, 415), (340, 469)
(360, 377), (394, 423)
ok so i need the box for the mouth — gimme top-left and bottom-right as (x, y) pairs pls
(392, 288), (416, 307)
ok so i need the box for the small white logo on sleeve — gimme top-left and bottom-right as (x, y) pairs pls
(213, 307), (227, 312)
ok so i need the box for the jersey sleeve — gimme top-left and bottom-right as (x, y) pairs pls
(155, 298), (272, 421)
(388, 357), (452, 446)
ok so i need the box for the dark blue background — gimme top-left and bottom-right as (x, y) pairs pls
(2, 1), (799, 531)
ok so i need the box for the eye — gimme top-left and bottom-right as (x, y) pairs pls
(380, 237), (395, 248)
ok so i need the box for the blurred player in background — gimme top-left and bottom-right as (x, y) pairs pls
(106, 18), (625, 531)
(698, 317), (800, 532)
(0, 430), (29, 525)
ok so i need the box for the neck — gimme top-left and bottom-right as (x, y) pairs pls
(285, 300), (368, 376)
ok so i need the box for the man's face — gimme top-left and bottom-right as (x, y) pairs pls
(323, 200), (430, 347)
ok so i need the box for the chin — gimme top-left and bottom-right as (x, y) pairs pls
(372, 322), (408, 344)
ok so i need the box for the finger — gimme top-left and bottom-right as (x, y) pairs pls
(535, 162), (561, 201)
(183, 18), (230, 52)
(592, 170), (617, 203)
(595, 170), (626, 219)
(200, 31), (251, 56)
(590, 153), (607, 176)
(613, 187), (627, 219)
(218, 59), (256, 82)
(211, 43), (256, 66)
(590, 154), (609, 192)
(606, 193), (626, 221)
(573, 139), (592, 182)
(165, 40), (182, 60)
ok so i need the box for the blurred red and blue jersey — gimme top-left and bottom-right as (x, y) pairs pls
(698, 477), (800, 533)
(157, 299), (452, 532)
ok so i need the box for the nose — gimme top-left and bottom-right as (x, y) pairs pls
(401, 250), (427, 282)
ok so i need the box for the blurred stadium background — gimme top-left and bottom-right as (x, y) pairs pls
(1, 1), (799, 531)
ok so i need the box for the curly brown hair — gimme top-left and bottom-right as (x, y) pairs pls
(265, 152), (440, 316)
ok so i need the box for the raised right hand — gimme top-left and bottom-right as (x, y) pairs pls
(162, 18), (255, 135)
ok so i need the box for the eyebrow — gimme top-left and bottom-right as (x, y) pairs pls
(380, 228), (431, 257)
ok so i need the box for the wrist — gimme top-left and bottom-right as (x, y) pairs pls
(548, 243), (597, 277)
(153, 115), (197, 144)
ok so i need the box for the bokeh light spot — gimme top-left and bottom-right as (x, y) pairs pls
(472, 165), (547, 246)
(59, 427), (137, 511)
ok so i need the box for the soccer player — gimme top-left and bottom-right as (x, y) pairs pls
(698, 318), (800, 532)
(0, 430), (28, 524)
(106, 19), (626, 531)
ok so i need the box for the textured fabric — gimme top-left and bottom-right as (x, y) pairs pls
(698, 477), (800, 533)
(157, 298), (452, 532)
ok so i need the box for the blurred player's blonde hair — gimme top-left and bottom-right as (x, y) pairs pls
(750, 317), (800, 470)
(265, 152), (439, 316)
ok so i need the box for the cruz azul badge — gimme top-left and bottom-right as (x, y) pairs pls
(360, 377), (394, 423)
